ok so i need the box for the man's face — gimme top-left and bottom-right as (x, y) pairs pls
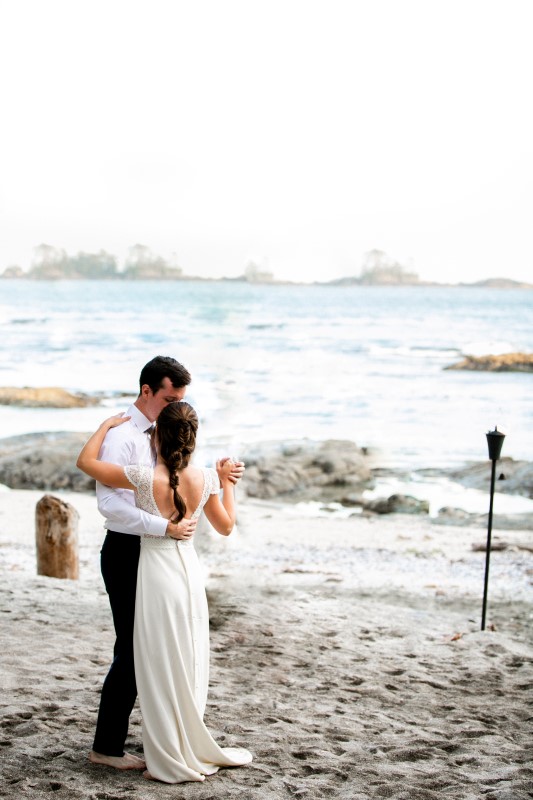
(143, 377), (186, 421)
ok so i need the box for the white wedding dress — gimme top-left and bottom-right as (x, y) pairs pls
(124, 464), (252, 783)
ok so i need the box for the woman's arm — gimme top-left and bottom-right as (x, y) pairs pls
(76, 414), (134, 489)
(203, 459), (236, 536)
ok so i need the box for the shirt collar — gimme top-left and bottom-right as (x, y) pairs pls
(127, 404), (153, 434)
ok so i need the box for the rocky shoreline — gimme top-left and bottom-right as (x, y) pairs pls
(1, 431), (531, 529)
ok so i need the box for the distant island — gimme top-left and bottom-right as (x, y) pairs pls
(320, 250), (532, 289)
(1, 244), (531, 288)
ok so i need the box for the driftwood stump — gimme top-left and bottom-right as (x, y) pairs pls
(35, 494), (79, 579)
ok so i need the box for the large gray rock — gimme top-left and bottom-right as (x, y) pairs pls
(239, 439), (373, 502)
(441, 458), (533, 499)
(0, 432), (94, 491)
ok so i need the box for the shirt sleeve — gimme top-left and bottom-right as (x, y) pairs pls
(96, 428), (167, 537)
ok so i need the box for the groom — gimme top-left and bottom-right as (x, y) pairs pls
(89, 355), (243, 770)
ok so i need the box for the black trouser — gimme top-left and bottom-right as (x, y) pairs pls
(92, 531), (140, 756)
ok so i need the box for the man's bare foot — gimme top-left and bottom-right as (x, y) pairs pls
(89, 750), (146, 770)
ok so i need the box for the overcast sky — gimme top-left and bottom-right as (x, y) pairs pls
(1, 0), (531, 283)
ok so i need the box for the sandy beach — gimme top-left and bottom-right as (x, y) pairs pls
(1, 487), (532, 799)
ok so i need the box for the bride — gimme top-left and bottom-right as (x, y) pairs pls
(77, 400), (252, 783)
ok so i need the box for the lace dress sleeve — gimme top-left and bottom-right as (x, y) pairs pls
(206, 467), (221, 496)
(123, 464), (158, 516)
(190, 468), (221, 520)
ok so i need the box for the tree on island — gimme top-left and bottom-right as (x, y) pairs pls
(30, 244), (69, 279)
(122, 244), (183, 279)
(243, 260), (274, 283)
(358, 249), (419, 285)
(28, 244), (118, 279)
(68, 250), (118, 278)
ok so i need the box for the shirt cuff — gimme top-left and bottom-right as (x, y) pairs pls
(149, 515), (169, 537)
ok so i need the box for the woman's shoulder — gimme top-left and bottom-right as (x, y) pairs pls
(182, 465), (220, 493)
(181, 463), (203, 478)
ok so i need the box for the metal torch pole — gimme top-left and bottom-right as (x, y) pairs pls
(481, 455), (497, 631)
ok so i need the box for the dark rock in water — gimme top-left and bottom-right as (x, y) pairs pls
(362, 494), (430, 515)
(239, 439), (373, 502)
(0, 432), (94, 492)
(339, 492), (365, 507)
(444, 352), (533, 372)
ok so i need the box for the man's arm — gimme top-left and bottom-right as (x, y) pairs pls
(96, 484), (167, 536)
(97, 486), (195, 538)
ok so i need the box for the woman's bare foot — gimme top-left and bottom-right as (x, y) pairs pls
(143, 770), (155, 780)
(89, 750), (146, 770)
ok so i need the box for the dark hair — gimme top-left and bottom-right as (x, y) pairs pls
(156, 401), (199, 521)
(139, 355), (191, 395)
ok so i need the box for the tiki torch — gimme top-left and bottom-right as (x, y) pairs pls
(481, 427), (506, 631)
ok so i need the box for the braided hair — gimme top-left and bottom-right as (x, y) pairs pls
(156, 401), (199, 522)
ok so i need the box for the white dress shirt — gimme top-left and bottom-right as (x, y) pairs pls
(96, 404), (168, 537)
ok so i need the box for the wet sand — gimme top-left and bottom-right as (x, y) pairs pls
(1, 488), (532, 799)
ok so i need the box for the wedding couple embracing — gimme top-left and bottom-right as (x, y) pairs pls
(76, 355), (252, 784)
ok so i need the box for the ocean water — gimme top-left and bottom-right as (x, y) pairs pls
(0, 280), (532, 477)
